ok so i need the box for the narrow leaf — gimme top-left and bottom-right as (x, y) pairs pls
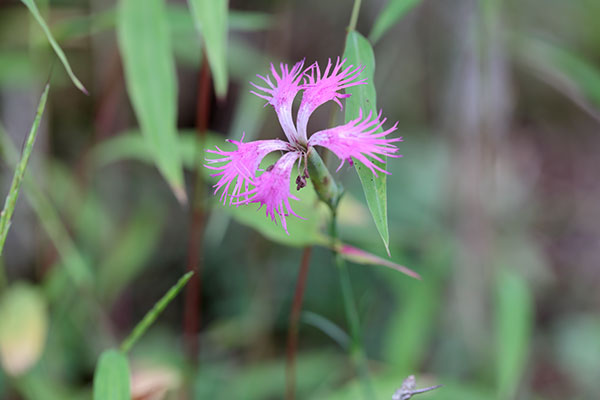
(121, 271), (194, 353)
(0, 126), (93, 288)
(0, 84), (49, 256)
(98, 206), (164, 303)
(343, 31), (391, 254)
(369, 0), (422, 44)
(187, 0), (229, 98)
(117, 0), (186, 202)
(93, 350), (130, 400)
(337, 243), (420, 280)
(516, 35), (600, 119)
(496, 269), (533, 399)
(19, 0), (87, 94)
(301, 311), (350, 350)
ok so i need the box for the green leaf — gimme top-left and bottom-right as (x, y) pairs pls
(19, 0), (87, 94)
(121, 271), (194, 353)
(0, 284), (48, 376)
(93, 350), (130, 400)
(343, 31), (390, 254)
(98, 205), (164, 303)
(91, 131), (328, 247)
(187, 0), (229, 98)
(0, 51), (36, 87)
(369, 0), (422, 44)
(337, 243), (420, 279)
(117, 0), (185, 202)
(301, 311), (350, 350)
(495, 269), (533, 400)
(516, 35), (600, 113)
(0, 125), (93, 288)
(0, 84), (49, 256)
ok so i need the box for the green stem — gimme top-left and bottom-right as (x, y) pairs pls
(348, 0), (362, 33)
(121, 271), (194, 353)
(329, 210), (375, 399)
(306, 149), (343, 211)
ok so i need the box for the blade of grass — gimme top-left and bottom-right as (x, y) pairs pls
(0, 123), (93, 287)
(0, 83), (49, 257)
(121, 271), (194, 353)
(19, 0), (87, 94)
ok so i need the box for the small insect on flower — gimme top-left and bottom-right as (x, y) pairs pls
(205, 57), (403, 234)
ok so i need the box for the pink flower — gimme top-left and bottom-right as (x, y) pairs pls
(205, 58), (402, 234)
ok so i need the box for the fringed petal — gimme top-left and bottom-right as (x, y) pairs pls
(250, 60), (305, 145)
(307, 109), (402, 176)
(235, 151), (304, 234)
(205, 136), (292, 205)
(297, 57), (367, 143)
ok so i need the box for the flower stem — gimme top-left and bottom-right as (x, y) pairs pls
(306, 148), (343, 211)
(348, 0), (362, 33)
(329, 209), (375, 399)
(306, 140), (374, 399)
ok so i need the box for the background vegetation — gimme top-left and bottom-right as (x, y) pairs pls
(0, 0), (599, 399)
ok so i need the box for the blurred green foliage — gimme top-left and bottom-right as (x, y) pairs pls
(0, 0), (598, 399)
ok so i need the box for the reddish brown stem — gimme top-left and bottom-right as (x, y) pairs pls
(285, 246), (313, 400)
(184, 52), (211, 364)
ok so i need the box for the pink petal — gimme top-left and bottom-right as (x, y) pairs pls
(296, 57), (367, 143)
(250, 60), (305, 145)
(307, 109), (402, 176)
(235, 151), (304, 235)
(205, 136), (292, 205)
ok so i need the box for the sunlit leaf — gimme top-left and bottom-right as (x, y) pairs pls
(117, 0), (185, 202)
(93, 350), (130, 400)
(187, 0), (229, 98)
(369, 0), (422, 44)
(19, 0), (87, 94)
(343, 31), (391, 254)
(0, 284), (48, 376)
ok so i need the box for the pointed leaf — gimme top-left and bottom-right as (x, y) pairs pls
(117, 0), (185, 202)
(93, 350), (130, 400)
(369, 0), (422, 44)
(516, 35), (600, 116)
(0, 84), (49, 255)
(187, 0), (229, 98)
(495, 269), (533, 399)
(343, 31), (391, 254)
(337, 244), (420, 280)
(19, 0), (87, 94)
